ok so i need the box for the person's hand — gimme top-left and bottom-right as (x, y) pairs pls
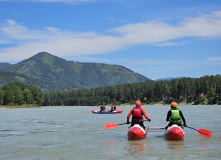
(148, 119), (151, 122)
(127, 120), (130, 124)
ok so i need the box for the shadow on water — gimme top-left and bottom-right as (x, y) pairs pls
(124, 139), (147, 158)
(165, 139), (185, 149)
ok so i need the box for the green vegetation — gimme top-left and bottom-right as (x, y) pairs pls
(0, 63), (12, 70)
(0, 71), (82, 92)
(0, 83), (44, 106)
(1, 52), (220, 107)
(3, 52), (149, 89)
(1, 74), (220, 107)
(44, 74), (221, 106)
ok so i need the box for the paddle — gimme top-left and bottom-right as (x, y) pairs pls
(104, 120), (150, 130)
(185, 126), (212, 138)
(104, 122), (128, 130)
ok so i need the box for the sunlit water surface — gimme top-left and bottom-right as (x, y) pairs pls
(0, 105), (220, 160)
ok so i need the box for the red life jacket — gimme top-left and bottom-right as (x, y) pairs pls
(132, 107), (143, 123)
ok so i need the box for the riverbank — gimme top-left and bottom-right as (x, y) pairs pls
(1, 102), (218, 109)
(0, 105), (41, 109)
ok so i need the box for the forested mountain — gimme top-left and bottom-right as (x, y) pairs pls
(0, 71), (83, 92)
(4, 52), (149, 89)
(0, 63), (12, 70)
(155, 77), (184, 81)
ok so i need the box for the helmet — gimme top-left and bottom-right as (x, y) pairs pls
(171, 102), (178, 108)
(136, 101), (141, 106)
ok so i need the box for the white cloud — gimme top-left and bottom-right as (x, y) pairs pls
(208, 57), (221, 61)
(113, 11), (221, 44)
(0, 11), (221, 62)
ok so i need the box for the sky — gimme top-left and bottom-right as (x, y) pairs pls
(0, 0), (221, 80)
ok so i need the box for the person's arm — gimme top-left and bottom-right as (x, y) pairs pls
(166, 110), (171, 121)
(141, 108), (150, 121)
(127, 108), (133, 121)
(179, 110), (186, 126)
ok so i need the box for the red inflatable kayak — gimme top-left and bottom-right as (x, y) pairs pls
(91, 110), (123, 114)
(128, 124), (149, 140)
(165, 124), (185, 140)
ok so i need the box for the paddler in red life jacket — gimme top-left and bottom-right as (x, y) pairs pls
(165, 102), (187, 130)
(127, 101), (151, 129)
(100, 105), (106, 112)
(110, 104), (117, 112)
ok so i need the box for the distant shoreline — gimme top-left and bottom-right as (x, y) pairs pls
(0, 105), (41, 109)
(0, 103), (219, 109)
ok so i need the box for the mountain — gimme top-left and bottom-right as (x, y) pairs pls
(0, 71), (83, 92)
(155, 77), (184, 81)
(0, 63), (13, 70)
(4, 52), (150, 89)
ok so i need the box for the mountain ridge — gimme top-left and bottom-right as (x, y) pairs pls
(3, 52), (150, 90)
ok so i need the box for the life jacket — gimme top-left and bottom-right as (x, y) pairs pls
(132, 107), (143, 123)
(111, 105), (116, 111)
(100, 105), (106, 112)
(170, 109), (181, 124)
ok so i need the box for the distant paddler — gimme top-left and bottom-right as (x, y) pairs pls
(100, 105), (106, 112)
(110, 104), (117, 112)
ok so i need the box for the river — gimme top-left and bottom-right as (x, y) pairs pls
(0, 105), (220, 160)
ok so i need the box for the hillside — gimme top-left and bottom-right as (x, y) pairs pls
(155, 77), (184, 81)
(3, 52), (149, 89)
(0, 63), (12, 70)
(0, 71), (83, 92)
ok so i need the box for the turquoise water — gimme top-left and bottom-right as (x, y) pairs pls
(0, 105), (220, 160)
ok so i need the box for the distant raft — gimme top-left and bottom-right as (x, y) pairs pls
(91, 110), (123, 114)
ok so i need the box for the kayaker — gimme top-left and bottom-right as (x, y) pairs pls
(100, 105), (106, 112)
(165, 102), (187, 130)
(126, 100), (151, 129)
(110, 104), (117, 112)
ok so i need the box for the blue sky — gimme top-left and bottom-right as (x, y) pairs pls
(0, 0), (221, 80)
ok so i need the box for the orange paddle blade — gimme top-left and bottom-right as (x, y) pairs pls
(197, 129), (212, 138)
(104, 123), (119, 130)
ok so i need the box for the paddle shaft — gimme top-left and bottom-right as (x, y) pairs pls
(118, 120), (149, 125)
(186, 126), (197, 131)
(126, 119), (150, 124)
(118, 123), (128, 125)
(185, 125), (211, 137)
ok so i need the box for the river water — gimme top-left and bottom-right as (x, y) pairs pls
(0, 105), (220, 160)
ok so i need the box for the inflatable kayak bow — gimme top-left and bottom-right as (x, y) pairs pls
(91, 110), (123, 114)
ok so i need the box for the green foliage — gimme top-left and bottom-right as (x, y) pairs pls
(0, 83), (44, 106)
(1, 74), (220, 107)
(0, 63), (12, 70)
(3, 52), (149, 89)
(0, 71), (82, 92)
(43, 74), (221, 106)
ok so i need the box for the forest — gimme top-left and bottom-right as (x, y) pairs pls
(44, 74), (221, 106)
(0, 74), (220, 107)
(0, 83), (44, 106)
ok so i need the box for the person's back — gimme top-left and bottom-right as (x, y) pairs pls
(165, 102), (187, 129)
(127, 101), (151, 129)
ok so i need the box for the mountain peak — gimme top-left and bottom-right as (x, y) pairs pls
(4, 52), (149, 89)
